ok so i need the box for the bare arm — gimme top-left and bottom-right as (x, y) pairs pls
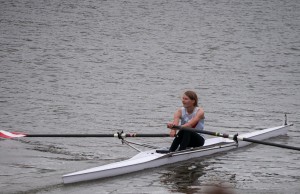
(167, 108), (182, 137)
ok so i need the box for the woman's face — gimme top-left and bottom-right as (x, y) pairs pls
(182, 94), (195, 108)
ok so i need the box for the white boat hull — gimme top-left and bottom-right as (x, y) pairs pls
(63, 124), (291, 184)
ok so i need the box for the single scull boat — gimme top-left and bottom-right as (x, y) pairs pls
(1, 115), (297, 184)
(63, 122), (294, 184)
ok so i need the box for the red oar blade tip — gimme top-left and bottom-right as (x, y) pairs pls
(0, 130), (26, 139)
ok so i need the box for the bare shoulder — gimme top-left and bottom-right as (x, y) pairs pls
(177, 107), (183, 113)
(196, 107), (205, 117)
(197, 107), (204, 112)
(174, 108), (182, 117)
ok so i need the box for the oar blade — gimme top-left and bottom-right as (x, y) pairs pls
(0, 130), (26, 139)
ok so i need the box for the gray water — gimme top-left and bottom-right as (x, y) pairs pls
(0, 0), (299, 193)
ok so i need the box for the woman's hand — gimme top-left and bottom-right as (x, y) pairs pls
(167, 122), (175, 129)
(167, 122), (177, 137)
(169, 129), (177, 137)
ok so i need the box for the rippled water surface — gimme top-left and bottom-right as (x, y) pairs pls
(1, 0), (299, 193)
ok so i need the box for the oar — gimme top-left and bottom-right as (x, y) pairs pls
(0, 130), (169, 139)
(173, 125), (300, 151)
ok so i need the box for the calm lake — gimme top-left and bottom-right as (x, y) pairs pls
(0, 0), (299, 193)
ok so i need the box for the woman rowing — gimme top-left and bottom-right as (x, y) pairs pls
(167, 90), (205, 152)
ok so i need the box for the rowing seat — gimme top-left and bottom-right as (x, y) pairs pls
(156, 149), (170, 154)
(156, 147), (194, 153)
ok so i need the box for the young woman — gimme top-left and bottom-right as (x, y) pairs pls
(167, 91), (205, 151)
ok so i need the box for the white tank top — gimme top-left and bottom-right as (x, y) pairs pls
(180, 107), (205, 131)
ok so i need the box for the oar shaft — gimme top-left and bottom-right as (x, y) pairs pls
(0, 130), (169, 138)
(241, 137), (300, 151)
(127, 134), (169, 137)
(22, 134), (170, 138)
(26, 134), (115, 137)
(173, 125), (300, 151)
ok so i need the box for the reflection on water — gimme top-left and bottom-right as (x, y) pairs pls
(160, 160), (207, 193)
(204, 186), (234, 194)
(160, 159), (237, 194)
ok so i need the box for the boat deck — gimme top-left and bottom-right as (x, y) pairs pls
(156, 141), (236, 154)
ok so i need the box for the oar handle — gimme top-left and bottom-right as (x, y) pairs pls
(172, 125), (231, 138)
